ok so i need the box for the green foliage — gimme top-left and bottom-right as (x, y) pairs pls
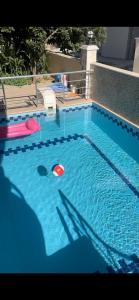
(3, 77), (32, 86)
(45, 27), (107, 54)
(23, 27), (47, 74)
(0, 72), (32, 86)
(0, 55), (25, 75)
(0, 26), (106, 81)
(93, 27), (107, 47)
(36, 52), (48, 73)
(0, 27), (47, 77)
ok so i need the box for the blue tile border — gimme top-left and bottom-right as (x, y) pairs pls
(63, 104), (139, 140)
(0, 110), (138, 273)
(0, 134), (84, 156)
(0, 104), (139, 140)
(107, 257), (139, 273)
(1, 132), (139, 274)
(1, 132), (139, 202)
(84, 134), (139, 199)
(0, 111), (47, 125)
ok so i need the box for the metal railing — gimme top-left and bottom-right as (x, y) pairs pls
(0, 81), (7, 110)
(0, 70), (93, 110)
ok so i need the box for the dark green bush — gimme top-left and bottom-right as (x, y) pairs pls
(0, 72), (32, 86)
(3, 77), (32, 86)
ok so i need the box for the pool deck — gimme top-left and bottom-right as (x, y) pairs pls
(0, 98), (94, 116)
(1, 84), (139, 130)
(56, 98), (93, 108)
(0, 83), (93, 116)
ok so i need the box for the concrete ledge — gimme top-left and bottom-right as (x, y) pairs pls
(92, 100), (139, 129)
(92, 62), (139, 125)
(93, 62), (139, 78)
(47, 50), (80, 61)
(81, 45), (99, 51)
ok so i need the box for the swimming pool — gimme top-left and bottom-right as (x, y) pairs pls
(0, 102), (139, 273)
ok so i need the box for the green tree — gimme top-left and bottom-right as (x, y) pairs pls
(23, 27), (47, 75)
(0, 26), (106, 79)
(0, 27), (15, 74)
(45, 27), (106, 54)
(93, 27), (107, 47)
(0, 27), (48, 76)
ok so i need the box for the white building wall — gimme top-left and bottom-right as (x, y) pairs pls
(101, 27), (129, 59)
(133, 38), (139, 73)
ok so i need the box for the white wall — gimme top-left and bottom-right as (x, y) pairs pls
(133, 38), (139, 73)
(101, 27), (129, 59)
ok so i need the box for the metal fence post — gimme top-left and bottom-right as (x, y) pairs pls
(1, 80), (7, 109)
(0, 70), (89, 109)
(80, 45), (99, 99)
(34, 77), (38, 106)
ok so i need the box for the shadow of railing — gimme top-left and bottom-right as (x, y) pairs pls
(55, 207), (108, 273)
(57, 189), (139, 272)
(0, 99), (139, 273)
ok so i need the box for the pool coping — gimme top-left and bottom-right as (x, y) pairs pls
(59, 100), (139, 131)
(92, 101), (139, 131)
(0, 100), (139, 132)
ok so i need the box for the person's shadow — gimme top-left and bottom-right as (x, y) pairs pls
(0, 167), (47, 273)
(0, 105), (49, 273)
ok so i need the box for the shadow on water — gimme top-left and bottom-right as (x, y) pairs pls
(0, 167), (47, 272)
(37, 165), (48, 177)
(3, 135), (30, 142)
(0, 105), (138, 272)
(57, 189), (138, 272)
(55, 108), (61, 128)
(0, 106), (48, 273)
(55, 206), (107, 273)
(0, 162), (138, 273)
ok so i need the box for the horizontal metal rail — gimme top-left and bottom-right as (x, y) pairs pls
(67, 79), (86, 83)
(74, 86), (89, 90)
(1, 81), (6, 109)
(0, 70), (92, 81)
(0, 69), (93, 110)
(57, 86), (90, 93)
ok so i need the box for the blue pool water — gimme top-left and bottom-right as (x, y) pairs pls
(0, 103), (139, 273)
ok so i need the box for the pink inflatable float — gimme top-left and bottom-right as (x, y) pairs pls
(0, 118), (40, 139)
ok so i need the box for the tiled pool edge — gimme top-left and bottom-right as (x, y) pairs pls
(0, 111), (46, 124)
(62, 103), (139, 139)
(1, 132), (139, 202)
(1, 102), (139, 140)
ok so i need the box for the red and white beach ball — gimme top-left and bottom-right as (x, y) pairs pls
(52, 164), (64, 176)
